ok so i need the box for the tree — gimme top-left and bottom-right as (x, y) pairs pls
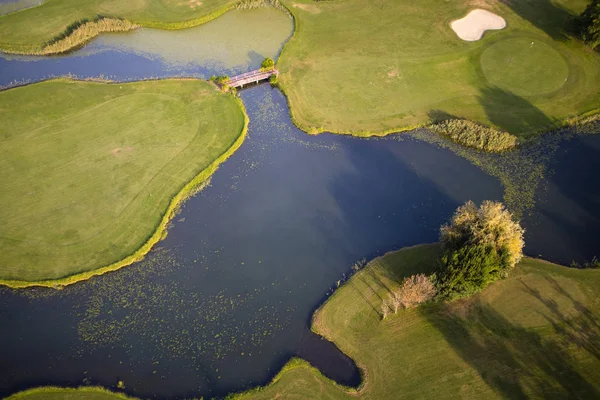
(440, 200), (524, 269)
(394, 274), (437, 309)
(261, 57), (275, 70)
(573, 0), (600, 49)
(437, 244), (509, 300)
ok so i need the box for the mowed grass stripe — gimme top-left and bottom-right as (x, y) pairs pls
(0, 79), (246, 283)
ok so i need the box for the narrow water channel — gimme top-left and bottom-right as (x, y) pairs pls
(0, 6), (599, 399)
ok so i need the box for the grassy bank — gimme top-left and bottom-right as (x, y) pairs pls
(0, 79), (247, 287)
(277, 0), (600, 138)
(6, 386), (136, 400)
(232, 244), (600, 399)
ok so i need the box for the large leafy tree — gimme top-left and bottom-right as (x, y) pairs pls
(574, 0), (600, 49)
(437, 201), (524, 300)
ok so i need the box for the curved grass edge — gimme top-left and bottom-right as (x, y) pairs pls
(227, 244), (439, 399)
(5, 386), (138, 400)
(0, 83), (249, 290)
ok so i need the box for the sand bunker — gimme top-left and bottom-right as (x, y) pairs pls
(451, 9), (506, 41)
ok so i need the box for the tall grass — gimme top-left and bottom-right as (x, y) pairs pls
(236, 0), (285, 12)
(40, 17), (137, 55)
(428, 119), (518, 152)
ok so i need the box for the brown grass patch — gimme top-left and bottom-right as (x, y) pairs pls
(292, 3), (321, 14)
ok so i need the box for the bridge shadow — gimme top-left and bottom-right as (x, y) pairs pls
(421, 283), (600, 398)
(479, 87), (553, 138)
(500, 0), (573, 41)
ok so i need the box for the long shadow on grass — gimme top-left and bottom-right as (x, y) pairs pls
(422, 293), (600, 398)
(479, 87), (553, 137)
(500, 0), (573, 41)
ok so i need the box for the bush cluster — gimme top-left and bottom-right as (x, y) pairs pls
(572, 0), (600, 49)
(436, 201), (524, 300)
(429, 119), (518, 152)
(261, 57), (275, 70)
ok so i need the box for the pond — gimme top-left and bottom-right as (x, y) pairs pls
(0, 6), (599, 399)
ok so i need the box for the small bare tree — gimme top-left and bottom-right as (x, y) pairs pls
(390, 291), (403, 314)
(396, 274), (437, 309)
(381, 298), (392, 320)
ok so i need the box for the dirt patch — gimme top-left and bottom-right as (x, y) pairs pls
(188, 0), (202, 10)
(111, 147), (133, 156)
(292, 3), (321, 14)
(451, 9), (506, 41)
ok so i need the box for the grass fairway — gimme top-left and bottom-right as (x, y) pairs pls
(278, 0), (600, 137)
(0, 0), (236, 54)
(0, 79), (246, 285)
(233, 244), (600, 399)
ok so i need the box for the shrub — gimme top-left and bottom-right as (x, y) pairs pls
(428, 119), (518, 152)
(210, 75), (230, 85)
(261, 57), (275, 70)
(437, 244), (509, 300)
(440, 200), (524, 269)
(394, 274), (437, 309)
(269, 74), (279, 86)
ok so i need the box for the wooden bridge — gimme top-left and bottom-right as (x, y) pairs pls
(226, 68), (278, 88)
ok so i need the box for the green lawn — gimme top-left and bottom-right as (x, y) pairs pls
(278, 0), (600, 137)
(0, 79), (246, 286)
(232, 244), (600, 399)
(0, 0), (237, 54)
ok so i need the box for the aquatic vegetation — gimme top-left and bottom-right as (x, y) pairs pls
(40, 18), (138, 55)
(428, 119), (518, 152)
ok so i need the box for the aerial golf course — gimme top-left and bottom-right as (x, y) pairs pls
(0, 0), (599, 398)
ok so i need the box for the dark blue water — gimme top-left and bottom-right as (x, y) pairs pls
(0, 19), (599, 400)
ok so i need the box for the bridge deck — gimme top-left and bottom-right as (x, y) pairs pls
(226, 69), (278, 88)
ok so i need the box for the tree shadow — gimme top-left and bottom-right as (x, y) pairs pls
(422, 292), (600, 398)
(247, 50), (265, 70)
(479, 87), (553, 137)
(427, 109), (460, 124)
(499, 0), (574, 41)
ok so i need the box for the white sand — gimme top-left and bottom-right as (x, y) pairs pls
(451, 9), (506, 41)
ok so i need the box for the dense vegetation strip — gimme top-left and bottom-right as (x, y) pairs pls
(276, 0), (600, 138)
(6, 386), (136, 400)
(0, 79), (247, 287)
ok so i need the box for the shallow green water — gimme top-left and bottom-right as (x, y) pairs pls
(92, 7), (293, 73)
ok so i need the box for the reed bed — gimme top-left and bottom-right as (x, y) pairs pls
(429, 119), (518, 152)
(40, 18), (138, 55)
